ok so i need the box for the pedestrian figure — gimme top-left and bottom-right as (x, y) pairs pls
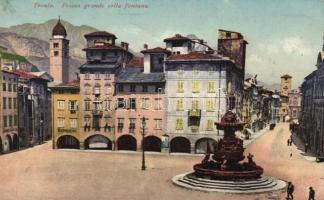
(290, 152), (292, 158)
(287, 139), (290, 146)
(286, 181), (294, 199)
(308, 187), (315, 200)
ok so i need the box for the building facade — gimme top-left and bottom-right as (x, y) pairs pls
(16, 70), (52, 148)
(50, 25), (248, 154)
(270, 93), (280, 125)
(0, 70), (19, 153)
(164, 30), (245, 154)
(280, 74), (292, 96)
(298, 39), (324, 155)
(51, 81), (81, 149)
(288, 89), (301, 122)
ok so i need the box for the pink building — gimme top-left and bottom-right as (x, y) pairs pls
(114, 46), (169, 152)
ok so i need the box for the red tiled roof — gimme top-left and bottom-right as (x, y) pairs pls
(141, 47), (171, 54)
(13, 69), (40, 80)
(258, 87), (273, 94)
(2, 69), (19, 76)
(166, 52), (222, 61)
(126, 57), (144, 68)
(84, 31), (117, 39)
(83, 43), (124, 51)
(163, 34), (190, 42)
(56, 80), (80, 88)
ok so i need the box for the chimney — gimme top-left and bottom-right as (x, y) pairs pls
(125, 42), (129, 51)
(144, 44), (148, 50)
(175, 34), (181, 37)
(121, 42), (125, 48)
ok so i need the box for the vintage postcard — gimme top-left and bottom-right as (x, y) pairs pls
(0, 0), (323, 199)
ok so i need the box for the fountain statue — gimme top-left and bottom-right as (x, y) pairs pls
(193, 111), (263, 181)
(172, 110), (286, 193)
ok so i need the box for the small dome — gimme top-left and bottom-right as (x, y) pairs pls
(52, 18), (67, 37)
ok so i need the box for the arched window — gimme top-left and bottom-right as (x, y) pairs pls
(84, 83), (91, 95)
(105, 83), (112, 95)
(94, 83), (101, 95)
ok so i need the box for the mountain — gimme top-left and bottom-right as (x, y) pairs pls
(0, 19), (140, 79)
(245, 73), (280, 91)
(0, 19), (99, 79)
(0, 32), (82, 78)
(0, 19), (98, 60)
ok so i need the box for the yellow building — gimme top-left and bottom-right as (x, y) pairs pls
(50, 81), (81, 149)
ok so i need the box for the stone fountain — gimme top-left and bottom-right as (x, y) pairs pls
(172, 111), (286, 193)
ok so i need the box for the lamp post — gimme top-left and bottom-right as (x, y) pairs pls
(141, 116), (146, 171)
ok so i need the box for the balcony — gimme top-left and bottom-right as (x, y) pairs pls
(188, 109), (201, 117)
(57, 128), (77, 133)
(92, 109), (103, 116)
(191, 125), (199, 132)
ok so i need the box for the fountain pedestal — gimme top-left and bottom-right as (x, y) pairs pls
(193, 111), (263, 181)
(172, 110), (287, 193)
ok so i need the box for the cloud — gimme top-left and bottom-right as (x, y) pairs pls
(122, 24), (143, 35)
(247, 54), (264, 64)
(257, 37), (312, 56)
(0, 0), (15, 13)
(282, 37), (312, 56)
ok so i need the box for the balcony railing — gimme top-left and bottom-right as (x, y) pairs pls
(188, 109), (201, 117)
(191, 125), (199, 132)
(58, 128), (77, 133)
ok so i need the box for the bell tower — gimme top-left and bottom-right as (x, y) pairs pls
(280, 74), (292, 96)
(50, 17), (69, 83)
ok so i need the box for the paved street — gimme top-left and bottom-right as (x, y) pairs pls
(0, 123), (323, 200)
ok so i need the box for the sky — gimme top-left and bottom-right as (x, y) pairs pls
(0, 0), (323, 88)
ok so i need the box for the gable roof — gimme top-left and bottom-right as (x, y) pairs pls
(141, 47), (171, 54)
(166, 52), (222, 61)
(84, 31), (117, 39)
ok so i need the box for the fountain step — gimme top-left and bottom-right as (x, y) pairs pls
(172, 173), (287, 194)
(181, 177), (277, 191)
(185, 174), (272, 185)
(182, 176), (277, 190)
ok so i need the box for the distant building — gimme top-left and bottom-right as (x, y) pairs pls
(280, 74), (292, 96)
(279, 74), (292, 122)
(270, 93), (280, 124)
(242, 77), (273, 136)
(299, 38), (324, 155)
(288, 89), (301, 122)
(16, 69), (53, 148)
(49, 17), (69, 83)
(242, 77), (258, 133)
(279, 94), (289, 122)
